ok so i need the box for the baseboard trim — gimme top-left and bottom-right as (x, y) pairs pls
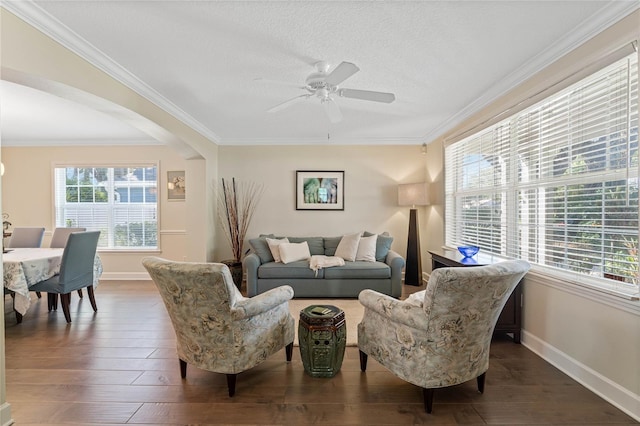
(0, 402), (15, 426)
(100, 272), (150, 281)
(521, 330), (640, 422)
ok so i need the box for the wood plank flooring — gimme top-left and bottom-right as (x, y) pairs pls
(4, 280), (638, 425)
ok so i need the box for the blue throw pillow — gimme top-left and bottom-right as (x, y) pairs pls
(364, 231), (394, 262)
(248, 234), (276, 263)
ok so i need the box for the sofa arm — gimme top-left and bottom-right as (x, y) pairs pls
(232, 285), (294, 320)
(359, 289), (429, 329)
(385, 250), (405, 298)
(243, 253), (261, 297)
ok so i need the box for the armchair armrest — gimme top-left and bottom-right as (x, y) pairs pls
(359, 289), (429, 330)
(231, 285), (294, 320)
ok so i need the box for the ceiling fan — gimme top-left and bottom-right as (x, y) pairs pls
(265, 61), (395, 123)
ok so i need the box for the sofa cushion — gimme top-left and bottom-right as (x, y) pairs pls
(258, 260), (322, 279)
(288, 237), (324, 255)
(356, 234), (377, 262)
(335, 232), (361, 261)
(323, 261), (391, 279)
(249, 234), (276, 263)
(266, 237), (289, 262)
(279, 241), (311, 264)
(323, 236), (341, 256)
(364, 231), (394, 262)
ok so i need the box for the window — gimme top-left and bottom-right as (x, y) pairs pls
(54, 165), (159, 250)
(445, 51), (639, 297)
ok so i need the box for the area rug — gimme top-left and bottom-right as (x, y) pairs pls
(288, 299), (364, 346)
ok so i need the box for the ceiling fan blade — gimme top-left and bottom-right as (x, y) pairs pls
(267, 94), (310, 113)
(338, 88), (395, 103)
(325, 62), (360, 86)
(323, 98), (343, 123)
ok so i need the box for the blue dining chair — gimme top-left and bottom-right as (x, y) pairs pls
(6, 227), (45, 248)
(50, 227), (86, 299)
(29, 230), (101, 323)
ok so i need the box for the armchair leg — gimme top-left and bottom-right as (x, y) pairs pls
(477, 372), (486, 393)
(285, 342), (293, 362)
(61, 293), (72, 323)
(423, 388), (434, 413)
(87, 285), (98, 312)
(226, 374), (237, 397)
(359, 350), (368, 371)
(179, 359), (187, 378)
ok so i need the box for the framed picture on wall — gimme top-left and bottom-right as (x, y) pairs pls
(167, 170), (186, 201)
(296, 170), (344, 210)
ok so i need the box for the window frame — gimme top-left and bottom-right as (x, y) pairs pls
(52, 162), (160, 252)
(444, 51), (639, 300)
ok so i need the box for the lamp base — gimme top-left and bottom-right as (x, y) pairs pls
(405, 208), (422, 286)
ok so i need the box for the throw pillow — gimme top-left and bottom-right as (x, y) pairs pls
(248, 234), (276, 263)
(266, 237), (290, 263)
(355, 234), (377, 262)
(335, 232), (361, 262)
(279, 241), (311, 264)
(364, 231), (394, 262)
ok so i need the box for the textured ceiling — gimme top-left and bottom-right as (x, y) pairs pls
(2, 1), (638, 147)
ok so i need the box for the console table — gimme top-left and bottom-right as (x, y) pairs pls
(428, 248), (522, 343)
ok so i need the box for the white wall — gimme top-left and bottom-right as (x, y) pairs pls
(215, 145), (429, 264)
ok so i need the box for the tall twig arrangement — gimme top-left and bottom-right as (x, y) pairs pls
(218, 178), (264, 262)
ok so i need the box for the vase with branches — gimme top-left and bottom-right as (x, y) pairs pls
(218, 178), (263, 289)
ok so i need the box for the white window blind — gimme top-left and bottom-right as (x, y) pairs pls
(445, 52), (639, 297)
(54, 165), (159, 250)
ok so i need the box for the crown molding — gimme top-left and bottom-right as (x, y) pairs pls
(2, 0), (222, 145)
(1, 138), (161, 147)
(423, 1), (640, 144)
(220, 136), (425, 146)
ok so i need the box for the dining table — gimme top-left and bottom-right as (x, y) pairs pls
(3, 247), (103, 319)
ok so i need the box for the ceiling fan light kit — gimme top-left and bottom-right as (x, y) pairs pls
(266, 60), (395, 123)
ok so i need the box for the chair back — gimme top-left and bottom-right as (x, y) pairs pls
(50, 227), (86, 248)
(58, 231), (101, 292)
(7, 227), (45, 248)
(422, 260), (530, 372)
(142, 257), (243, 356)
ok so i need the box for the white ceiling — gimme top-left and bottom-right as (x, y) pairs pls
(2, 1), (638, 147)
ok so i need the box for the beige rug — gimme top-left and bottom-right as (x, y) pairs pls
(288, 299), (364, 346)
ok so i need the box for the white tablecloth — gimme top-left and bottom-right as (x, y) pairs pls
(3, 248), (102, 315)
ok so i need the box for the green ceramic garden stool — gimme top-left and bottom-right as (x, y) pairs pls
(298, 305), (346, 378)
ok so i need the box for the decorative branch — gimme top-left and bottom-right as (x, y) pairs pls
(218, 178), (264, 262)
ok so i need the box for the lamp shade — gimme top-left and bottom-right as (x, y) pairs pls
(398, 183), (429, 207)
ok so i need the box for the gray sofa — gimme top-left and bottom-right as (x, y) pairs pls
(244, 233), (405, 298)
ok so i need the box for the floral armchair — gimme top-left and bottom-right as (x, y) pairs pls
(357, 259), (530, 413)
(142, 256), (295, 397)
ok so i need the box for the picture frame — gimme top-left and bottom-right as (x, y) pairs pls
(296, 170), (344, 211)
(167, 170), (186, 201)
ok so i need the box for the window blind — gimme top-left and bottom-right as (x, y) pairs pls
(445, 52), (639, 296)
(54, 165), (159, 250)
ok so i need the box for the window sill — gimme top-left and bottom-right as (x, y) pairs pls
(527, 267), (640, 315)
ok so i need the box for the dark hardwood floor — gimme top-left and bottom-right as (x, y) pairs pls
(3, 280), (638, 425)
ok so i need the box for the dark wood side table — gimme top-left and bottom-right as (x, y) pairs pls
(428, 248), (523, 343)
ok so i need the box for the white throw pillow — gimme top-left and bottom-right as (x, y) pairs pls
(266, 237), (289, 263)
(279, 241), (311, 264)
(335, 232), (361, 262)
(356, 234), (377, 262)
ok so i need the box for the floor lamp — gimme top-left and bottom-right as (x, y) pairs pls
(398, 183), (429, 286)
